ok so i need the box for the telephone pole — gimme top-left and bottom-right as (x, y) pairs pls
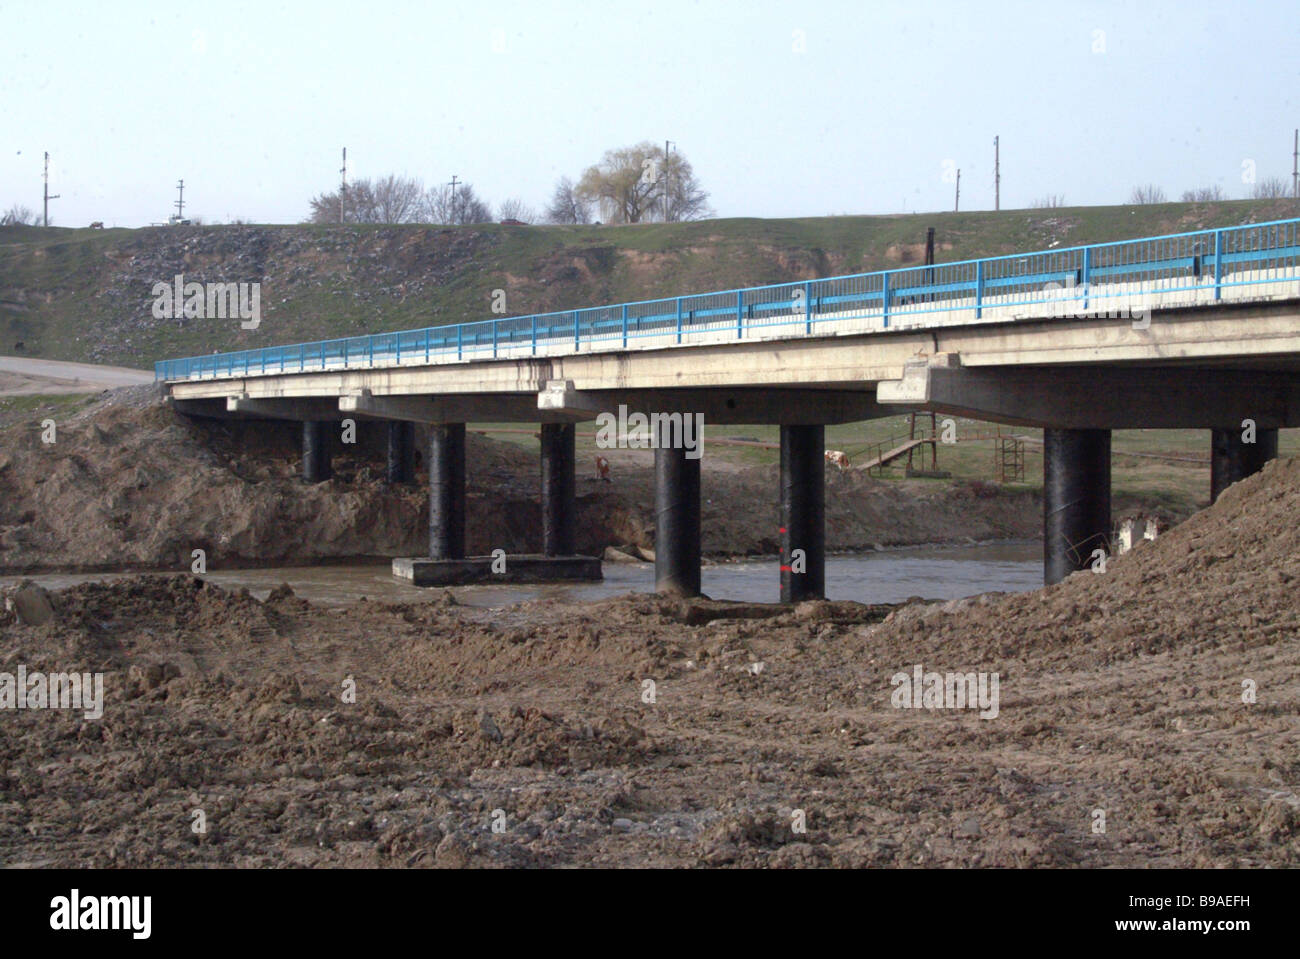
(993, 135), (1000, 211)
(43, 152), (60, 227)
(954, 169), (961, 212)
(339, 148), (347, 224)
(449, 175), (460, 224)
(1292, 128), (1298, 200)
(174, 180), (185, 223)
(663, 140), (674, 222)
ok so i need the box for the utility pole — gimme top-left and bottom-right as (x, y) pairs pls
(663, 140), (674, 222)
(993, 135), (1000, 211)
(339, 147), (347, 224)
(1293, 129), (1298, 200)
(174, 179), (185, 222)
(955, 169), (961, 212)
(449, 175), (460, 224)
(43, 152), (60, 227)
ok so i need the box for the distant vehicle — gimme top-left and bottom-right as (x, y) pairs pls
(88, 221), (104, 229)
(167, 215), (192, 226)
(499, 218), (527, 226)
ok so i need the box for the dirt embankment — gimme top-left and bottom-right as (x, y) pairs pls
(1, 456), (1297, 867)
(0, 387), (1047, 574)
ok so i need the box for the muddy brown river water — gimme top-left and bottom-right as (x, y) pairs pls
(2, 541), (1042, 607)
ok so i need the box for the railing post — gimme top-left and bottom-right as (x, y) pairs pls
(574, 311), (580, 351)
(676, 298), (683, 344)
(881, 272), (890, 328)
(1213, 230), (1224, 300)
(1081, 247), (1091, 313)
(804, 282), (813, 334)
(975, 260), (985, 319)
(531, 316), (538, 356)
(492, 320), (498, 359)
(425, 329), (430, 363)
(396, 334), (401, 365)
(457, 325), (463, 360)
(736, 291), (744, 338)
(621, 304), (628, 349)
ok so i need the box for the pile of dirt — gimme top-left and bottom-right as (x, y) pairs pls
(0, 457), (1296, 868)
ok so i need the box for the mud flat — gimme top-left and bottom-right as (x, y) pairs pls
(0, 455), (1297, 868)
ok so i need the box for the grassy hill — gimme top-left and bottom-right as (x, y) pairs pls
(2, 198), (1296, 370)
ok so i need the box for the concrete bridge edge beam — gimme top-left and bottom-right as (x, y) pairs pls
(780, 424), (826, 603)
(540, 423), (576, 556)
(654, 445), (702, 597)
(1043, 428), (1111, 586)
(429, 423), (466, 560)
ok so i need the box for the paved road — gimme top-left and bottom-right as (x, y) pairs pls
(0, 355), (153, 396)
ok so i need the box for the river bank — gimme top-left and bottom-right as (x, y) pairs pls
(0, 455), (1297, 867)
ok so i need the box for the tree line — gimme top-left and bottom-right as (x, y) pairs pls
(306, 140), (713, 226)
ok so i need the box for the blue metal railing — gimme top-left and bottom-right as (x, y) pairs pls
(155, 216), (1300, 381)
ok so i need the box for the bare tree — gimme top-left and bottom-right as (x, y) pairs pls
(1251, 176), (1291, 199)
(1181, 185), (1227, 202)
(575, 141), (712, 224)
(308, 175), (425, 224)
(423, 182), (492, 224)
(544, 177), (592, 224)
(1030, 194), (1065, 208)
(1129, 184), (1168, 205)
(497, 198), (537, 223)
(0, 204), (35, 225)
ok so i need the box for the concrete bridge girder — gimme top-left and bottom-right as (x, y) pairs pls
(879, 362), (1300, 430)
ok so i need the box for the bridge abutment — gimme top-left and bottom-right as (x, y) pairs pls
(540, 423), (576, 556)
(302, 421), (332, 483)
(428, 423), (466, 560)
(780, 424), (826, 602)
(654, 444), (702, 597)
(1043, 428), (1111, 586)
(1211, 427), (1278, 503)
(386, 421), (415, 485)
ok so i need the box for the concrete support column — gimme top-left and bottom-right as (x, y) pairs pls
(428, 423), (466, 560)
(780, 424), (826, 603)
(1211, 427), (1278, 503)
(1043, 428), (1111, 586)
(654, 444), (701, 597)
(540, 423), (576, 556)
(386, 420), (415, 485)
(302, 421), (332, 483)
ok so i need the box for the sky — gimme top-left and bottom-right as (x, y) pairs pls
(2, 0), (1298, 227)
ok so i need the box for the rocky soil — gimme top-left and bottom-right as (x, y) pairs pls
(0, 454), (1297, 868)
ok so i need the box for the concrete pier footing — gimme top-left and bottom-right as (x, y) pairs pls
(780, 424), (826, 602)
(393, 554), (600, 586)
(654, 444), (702, 597)
(1211, 426), (1278, 503)
(1043, 428), (1111, 586)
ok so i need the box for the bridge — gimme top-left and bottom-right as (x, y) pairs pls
(157, 217), (1300, 598)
